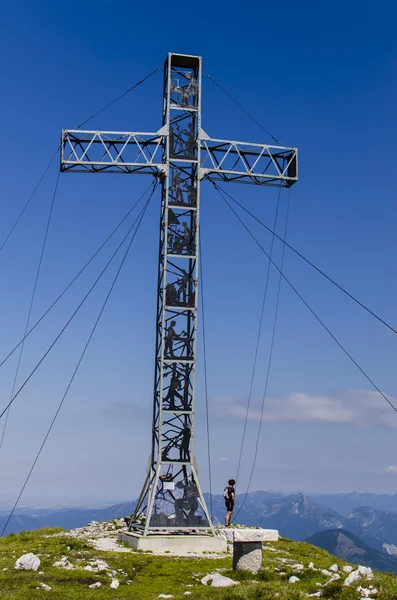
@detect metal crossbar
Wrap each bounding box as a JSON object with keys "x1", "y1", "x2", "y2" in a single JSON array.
[
  {"x1": 61, "y1": 130, "x2": 166, "y2": 175},
  {"x1": 199, "y1": 137, "x2": 298, "y2": 186}
]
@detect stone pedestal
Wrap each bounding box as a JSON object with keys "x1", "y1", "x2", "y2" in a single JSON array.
[
  {"x1": 233, "y1": 540, "x2": 262, "y2": 573},
  {"x1": 218, "y1": 527, "x2": 279, "y2": 574}
]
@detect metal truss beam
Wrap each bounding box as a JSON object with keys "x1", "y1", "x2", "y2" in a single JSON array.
[
  {"x1": 60, "y1": 129, "x2": 166, "y2": 175},
  {"x1": 199, "y1": 135, "x2": 298, "y2": 187}
]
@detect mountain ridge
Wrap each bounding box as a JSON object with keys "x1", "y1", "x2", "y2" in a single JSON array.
[{"x1": 306, "y1": 528, "x2": 397, "y2": 574}]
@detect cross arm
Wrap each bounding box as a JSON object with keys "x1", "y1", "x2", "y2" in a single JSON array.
[
  {"x1": 199, "y1": 133, "x2": 298, "y2": 187},
  {"x1": 60, "y1": 129, "x2": 167, "y2": 175}
]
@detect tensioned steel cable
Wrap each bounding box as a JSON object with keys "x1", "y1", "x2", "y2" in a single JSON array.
[
  {"x1": 217, "y1": 188, "x2": 397, "y2": 417},
  {"x1": 0, "y1": 172, "x2": 60, "y2": 453},
  {"x1": 1, "y1": 194, "x2": 151, "y2": 537},
  {"x1": 216, "y1": 184, "x2": 397, "y2": 336},
  {"x1": 0, "y1": 182, "x2": 158, "y2": 421},
  {"x1": 203, "y1": 72, "x2": 284, "y2": 146},
  {"x1": 235, "y1": 187, "x2": 282, "y2": 484},
  {"x1": 75, "y1": 65, "x2": 162, "y2": 130},
  {"x1": 199, "y1": 235, "x2": 213, "y2": 521},
  {"x1": 0, "y1": 148, "x2": 59, "y2": 255},
  {"x1": 0, "y1": 182, "x2": 154, "y2": 371},
  {"x1": 0, "y1": 65, "x2": 162, "y2": 255},
  {"x1": 233, "y1": 190, "x2": 291, "y2": 522}
]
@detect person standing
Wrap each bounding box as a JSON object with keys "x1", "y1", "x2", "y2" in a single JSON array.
[
  {"x1": 165, "y1": 320, "x2": 179, "y2": 358},
  {"x1": 224, "y1": 479, "x2": 236, "y2": 526}
]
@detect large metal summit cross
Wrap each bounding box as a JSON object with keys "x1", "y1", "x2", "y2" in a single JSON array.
[{"x1": 60, "y1": 53, "x2": 298, "y2": 536}]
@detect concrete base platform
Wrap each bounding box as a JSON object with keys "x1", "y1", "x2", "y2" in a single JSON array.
[{"x1": 118, "y1": 531, "x2": 227, "y2": 554}]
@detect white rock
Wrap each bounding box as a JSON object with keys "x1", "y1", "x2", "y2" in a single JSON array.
[
  {"x1": 90, "y1": 559, "x2": 109, "y2": 571},
  {"x1": 40, "y1": 583, "x2": 52, "y2": 592},
  {"x1": 343, "y1": 567, "x2": 373, "y2": 587},
  {"x1": 53, "y1": 558, "x2": 73, "y2": 570},
  {"x1": 158, "y1": 596, "x2": 173, "y2": 599},
  {"x1": 14, "y1": 553, "x2": 41, "y2": 572},
  {"x1": 110, "y1": 578, "x2": 119, "y2": 589},
  {"x1": 201, "y1": 572, "x2": 239, "y2": 587},
  {"x1": 2, "y1": 568, "x2": 8, "y2": 571},
  {"x1": 321, "y1": 569, "x2": 332, "y2": 576},
  {"x1": 89, "y1": 582, "x2": 102, "y2": 588},
  {"x1": 357, "y1": 585, "x2": 378, "y2": 598},
  {"x1": 343, "y1": 565, "x2": 354, "y2": 573},
  {"x1": 184, "y1": 593, "x2": 192, "y2": 596},
  {"x1": 308, "y1": 562, "x2": 315, "y2": 569},
  {"x1": 289, "y1": 576, "x2": 300, "y2": 583},
  {"x1": 323, "y1": 573, "x2": 340, "y2": 586},
  {"x1": 291, "y1": 563, "x2": 305, "y2": 570},
  {"x1": 85, "y1": 565, "x2": 94, "y2": 571},
  {"x1": 357, "y1": 566, "x2": 374, "y2": 580},
  {"x1": 307, "y1": 592, "x2": 323, "y2": 598},
  {"x1": 329, "y1": 564, "x2": 339, "y2": 572},
  {"x1": 344, "y1": 570, "x2": 362, "y2": 586}
]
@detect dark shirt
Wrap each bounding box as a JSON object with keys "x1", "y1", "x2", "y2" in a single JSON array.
[{"x1": 226, "y1": 486, "x2": 235, "y2": 504}]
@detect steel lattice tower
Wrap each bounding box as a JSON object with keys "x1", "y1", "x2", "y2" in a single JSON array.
[{"x1": 60, "y1": 52, "x2": 298, "y2": 536}]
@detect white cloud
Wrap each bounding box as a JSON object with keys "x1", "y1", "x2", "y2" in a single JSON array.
[
  {"x1": 215, "y1": 389, "x2": 397, "y2": 429},
  {"x1": 218, "y1": 457, "x2": 229, "y2": 462},
  {"x1": 385, "y1": 466, "x2": 397, "y2": 473}
]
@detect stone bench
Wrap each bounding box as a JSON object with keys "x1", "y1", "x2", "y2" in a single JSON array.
[{"x1": 218, "y1": 528, "x2": 279, "y2": 573}]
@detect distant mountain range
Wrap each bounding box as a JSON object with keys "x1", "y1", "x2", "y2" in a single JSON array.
[
  {"x1": 0, "y1": 501, "x2": 136, "y2": 536},
  {"x1": 306, "y1": 529, "x2": 397, "y2": 574},
  {"x1": 307, "y1": 492, "x2": 397, "y2": 516},
  {"x1": 4, "y1": 490, "x2": 397, "y2": 574}
]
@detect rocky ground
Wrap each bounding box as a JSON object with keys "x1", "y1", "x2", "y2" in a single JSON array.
[{"x1": 2, "y1": 520, "x2": 397, "y2": 599}]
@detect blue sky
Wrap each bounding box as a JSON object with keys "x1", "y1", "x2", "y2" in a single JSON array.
[{"x1": 0, "y1": 0, "x2": 396, "y2": 507}]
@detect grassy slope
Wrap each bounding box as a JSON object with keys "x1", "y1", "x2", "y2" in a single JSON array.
[{"x1": 1, "y1": 525, "x2": 397, "y2": 599}]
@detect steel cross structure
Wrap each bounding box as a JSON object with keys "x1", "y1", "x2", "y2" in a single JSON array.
[{"x1": 60, "y1": 53, "x2": 298, "y2": 536}]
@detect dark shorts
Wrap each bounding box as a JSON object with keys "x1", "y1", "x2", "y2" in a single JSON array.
[{"x1": 225, "y1": 501, "x2": 234, "y2": 512}]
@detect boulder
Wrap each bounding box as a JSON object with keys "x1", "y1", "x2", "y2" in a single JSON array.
[
  {"x1": 201, "y1": 572, "x2": 239, "y2": 587},
  {"x1": 110, "y1": 578, "x2": 119, "y2": 589},
  {"x1": 357, "y1": 566, "x2": 374, "y2": 580},
  {"x1": 344, "y1": 566, "x2": 373, "y2": 587},
  {"x1": 14, "y1": 553, "x2": 40, "y2": 572},
  {"x1": 343, "y1": 565, "x2": 354, "y2": 573},
  {"x1": 289, "y1": 576, "x2": 300, "y2": 583}
]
